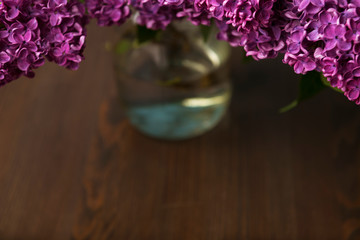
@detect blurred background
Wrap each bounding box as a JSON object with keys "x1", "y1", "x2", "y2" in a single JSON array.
[{"x1": 0, "y1": 21, "x2": 360, "y2": 240}]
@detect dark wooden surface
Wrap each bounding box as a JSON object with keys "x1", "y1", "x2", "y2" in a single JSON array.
[{"x1": 1, "y1": 22, "x2": 360, "y2": 240}]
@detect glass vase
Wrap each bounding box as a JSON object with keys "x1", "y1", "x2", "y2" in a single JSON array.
[{"x1": 113, "y1": 20, "x2": 231, "y2": 140}]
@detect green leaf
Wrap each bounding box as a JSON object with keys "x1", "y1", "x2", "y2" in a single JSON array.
[
  {"x1": 242, "y1": 54, "x2": 254, "y2": 63},
  {"x1": 199, "y1": 25, "x2": 212, "y2": 42},
  {"x1": 298, "y1": 71, "x2": 326, "y2": 101},
  {"x1": 320, "y1": 74, "x2": 344, "y2": 93},
  {"x1": 136, "y1": 25, "x2": 160, "y2": 44},
  {"x1": 280, "y1": 71, "x2": 326, "y2": 113},
  {"x1": 279, "y1": 100, "x2": 298, "y2": 113},
  {"x1": 114, "y1": 39, "x2": 132, "y2": 55}
]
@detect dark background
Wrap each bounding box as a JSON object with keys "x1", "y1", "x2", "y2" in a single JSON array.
[{"x1": 0, "y1": 22, "x2": 359, "y2": 240}]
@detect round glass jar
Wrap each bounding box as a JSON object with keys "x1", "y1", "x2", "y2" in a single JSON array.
[{"x1": 113, "y1": 20, "x2": 231, "y2": 140}]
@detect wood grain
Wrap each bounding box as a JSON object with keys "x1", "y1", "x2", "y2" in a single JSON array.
[{"x1": 1, "y1": 22, "x2": 360, "y2": 240}]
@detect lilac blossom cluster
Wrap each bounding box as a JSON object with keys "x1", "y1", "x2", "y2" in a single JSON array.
[
  {"x1": 85, "y1": 0, "x2": 212, "y2": 29},
  {"x1": 211, "y1": 0, "x2": 360, "y2": 104},
  {"x1": 281, "y1": 0, "x2": 360, "y2": 104},
  {"x1": 0, "y1": 0, "x2": 88, "y2": 86},
  {"x1": 85, "y1": 0, "x2": 131, "y2": 26},
  {"x1": 131, "y1": 0, "x2": 212, "y2": 29},
  {"x1": 2, "y1": 0, "x2": 360, "y2": 105}
]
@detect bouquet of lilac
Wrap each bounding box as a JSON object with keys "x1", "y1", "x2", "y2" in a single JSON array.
[{"x1": 1, "y1": 0, "x2": 360, "y2": 105}]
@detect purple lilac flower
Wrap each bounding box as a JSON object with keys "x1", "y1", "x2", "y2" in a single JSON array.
[
  {"x1": 131, "y1": 0, "x2": 175, "y2": 29},
  {"x1": 279, "y1": 0, "x2": 360, "y2": 104},
  {"x1": 217, "y1": 0, "x2": 360, "y2": 105},
  {"x1": 130, "y1": 0, "x2": 212, "y2": 30},
  {"x1": 0, "y1": 0, "x2": 88, "y2": 86},
  {"x1": 85, "y1": 0, "x2": 131, "y2": 26},
  {"x1": 216, "y1": 0, "x2": 289, "y2": 60}
]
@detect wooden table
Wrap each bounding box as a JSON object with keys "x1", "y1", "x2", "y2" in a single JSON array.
[{"x1": 1, "y1": 22, "x2": 360, "y2": 240}]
